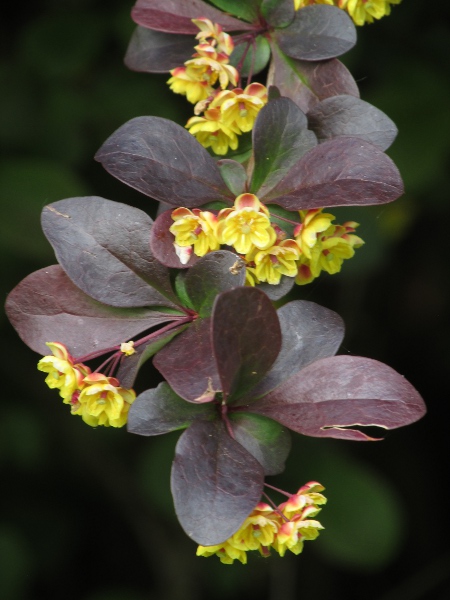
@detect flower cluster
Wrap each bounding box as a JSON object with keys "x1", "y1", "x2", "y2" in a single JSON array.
[
  {"x1": 169, "y1": 194, "x2": 363, "y2": 285},
  {"x1": 294, "y1": 0, "x2": 402, "y2": 25},
  {"x1": 167, "y1": 18, "x2": 268, "y2": 155},
  {"x1": 197, "y1": 482, "x2": 326, "y2": 564},
  {"x1": 37, "y1": 342, "x2": 136, "y2": 427}
]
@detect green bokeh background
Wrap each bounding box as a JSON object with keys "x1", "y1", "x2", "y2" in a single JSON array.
[{"x1": 1, "y1": 2, "x2": 449, "y2": 599}]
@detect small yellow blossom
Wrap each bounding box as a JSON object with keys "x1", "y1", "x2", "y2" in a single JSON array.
[
  {"x1": 120, "y1": 341, "x2": 136, "y2": 356},
  {"x1": 279, "y1": 482, "x2": 327, "y2": 519},
  {"x1": 37, "y1": 342, "x2": 90, "y2": 400},
  {"x1": 196, "y1": 541, "x2": 248, "y2": 565},
  {"x1": 273, "y1": 513, "x2": 324, "y2": 557},
  {"x1": 211, "y1": 83, "x2": 268, "y2": 133},
  {"x1": 185, "y1": 44, "x2": 239, "y2": 90},
  {"x1": 192, "y1": 18, "x2": 234, "y2": 56},
  {"x1": 216, "y1": 194, "x2": 277, "y2": 254},
  {"x1": 186, "y1": 108, "x2": 241, "y2": 155},
  {"x1": 167, "y1": 65, "x2": 215, "y2": 104},
  {"x1": 170, "y1": 207, "x2": 220, "y2": 257},
  {"x1": 247, "y1": 239, "x2": 300, "y2": 285},
  {"x1": 338, "y1": 0, "x2": 401, "y2": 25},
  {"x1": 75, "y1": 373, "x2": 135, "y2": 428},
  {"x1": 294, "y1": 0, "x2": 333, "y2": 10}
]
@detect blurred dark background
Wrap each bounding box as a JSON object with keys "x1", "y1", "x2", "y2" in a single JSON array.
[{"x1": 1, "y1": 1, "x2": 449, "y2": 599}]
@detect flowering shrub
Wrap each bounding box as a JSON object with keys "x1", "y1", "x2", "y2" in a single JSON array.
[{"x1": 5, "y1": 0, "x2": 425, "y2": 564}]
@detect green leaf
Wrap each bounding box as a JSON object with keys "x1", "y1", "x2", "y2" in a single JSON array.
[
  {"x1": 217, "y1": 159, "x2": 247, "y2": 196},
  {"x1": 229, "y1": 35, "x2": 271, "y2": 77},
  {"x1": 261, "y1": 0, "x2": 295, "y2": 28},
  {"x1": 230, "y1": 412, "x2": 291, "y2": 476},
  {"x1": 207, "y1": 0, "x2": 261, "y2": 22}
]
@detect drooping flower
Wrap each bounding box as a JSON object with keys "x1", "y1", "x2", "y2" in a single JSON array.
[
  {"x1": 167, "y1": 65, "x2": 216, "y2": 104},
  {"x1": 185, "y1": 44, "x2": 239, "y2": 90},
  {"x1": 211, "y1": 83, "x2": 268, "y2": 133},
  {"x1": 75, "y1": 373, "x2": 136, "y2": 428},
  {"x1": 272, "y1": 511, "x2": 324, "y2": 557},
  {"x1": 294, "y1": 0, "x2": 334, "y2": 9},
  {"x1": 338, "y1": 0, "x2": 402, "y2": 26},
  {"x1": 186, "y1": 108, "x2": 241, "y2": 155},
  {"x1": 170, "y1": 207, "x2": 220, "y2": 258},
  {"x1": 216, "y1": 194, "x2": 277, "y2": 254},
  {"x1": 247, "y1": 239, "x2": 301, "y2": 285},
  {"x1": 192, "y1": 18, "x2": 234, "y2": 56},
  {"x1": 37, "y1": 342, "x2": 90, "y2": 400}
]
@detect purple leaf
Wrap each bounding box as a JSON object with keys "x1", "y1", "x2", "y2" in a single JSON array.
[
  {"x1": 229, "y1": 412, "x2": 291, "y2": 476},
  {"x1": 128, "y1": 382, "x2": 215, "y2": 436},
  {"x1": 248, "y1": 300, "x2": 345, "y2": 399},
  {"x1": 273, "y1": 5, "x2": 356, "y2": 61},
  {"x1": 171, "y1": 419, "x2": 264, "y2": 545},
  {"x1": 185, "y1": 251, "x2": 246, "y2": 317},
  {"x1": 5, "y1": 265, "x2": 177, "y2": 357},
  {"x1": 262, "y1": 137, "x2": 404, "y2": 210},
  {"x1": 255, "y1": 276, "x2": 295, "y2": 301},
  {"x1": 125, "y1": 27, "x2": 196, "y2": 73},
  {"x1": 212, "y1": 287, "x2": 282, "y2": 400},
  {"x1": 95, "y1": 117, "x2": 233, "y2": 207},
  {"x1": 41, "y1": 197, "x2": 179, "y2": 308},
  {"x1": 153, "y1": 317, "x2": 221, "y2": 403},
  {"x1": 150, "y1": 209, "x2": 201, "y2": 269},
  {"x1": 250, "y1": 356, "x2": 426, "y2": 441},
  {"x1": 131, "y1": 0, "x2": 255, "y2": 34},
  {"x1": 251, "y1": 97, "x2": 317, "y2": 197},
  {"x1": 268, "y1": 43, "x2": 359, "y2": 114},
  {"x1": 307, "y1": 95, "x2": 398, "y2": 151},
  {"x1": 261, "y1": 0, "x2": 295, "y2": 28}
]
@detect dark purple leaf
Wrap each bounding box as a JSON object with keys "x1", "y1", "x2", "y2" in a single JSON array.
[
  {"x1": 41, "y1": 197, "x2": 179, "y2": 308},
  {"x1": 5, "y1": 265, "x2": 177, "y2": 357},
  {"x1": 255, "y1": 275, "x2": 295, "y2": 301},
  {"x1": 262, "y1": 137, "x2": 404, "y2": 210},
  {"x1": 251, "y1": 356, "x2": 426, "y2": 441},
  {"x1": 116, "y1": 323, "x2": 189, "y2": 388},
  {"x1": 273, "y1": 5, "x2": 356, "y2": 61},
  {"x1": 261, "y1": 0, "x2": 295, "y2": 28},
  {"x1": 171, "y1": 419, "x2": 264, "y2": 545},
  {"x1": 125, "y1": 27, "x2": 196, "y2": 73},
  {"x1": 307, "y1": 95, "x2": 398, "y2": 151},
  {"x1": 128, "y1": 382, "x2": 215, "y2": 436},
  {"x1": 150, "y1": 209, "x2": 201, "y2": 269},
  {"x1": 153, "y1": 317, "x2": 221, "y2": 403},
  {"x1": 95, "y1": 117, "x2": 233, "y2": 207},
  {"x1": 250, "y1": 97, "x2": 317, "y2": 197},
  {"x1": 185, "y1": 251, "x2": 246, "y2": 317},
  {"x1": 212, "y1": 287, "x2": 282, "y2": 400},
  {"x1": 217, "y1": 159, "x2": 247, "y2": 196},
  {"x1": 229, "y1": 412, "x2": 291, "y2": 476},
  {"x1": 131, "y1": 0, "x2": 255, "y2": 34},
  {"x1": 268, "y1": 43, "x2": 359, "y2": 113},
  {"x1": 248, "y1": 300, "x2": 345, "y2": 399}
]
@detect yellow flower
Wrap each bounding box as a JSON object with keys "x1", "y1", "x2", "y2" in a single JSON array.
[
  {"x1": 273, "y1": 513, "x2": 324, "y2": 557},
  {"x1": 248, "y1": 239, "x2": 300, "y2": 285},
  {"x1": 216, "y1": 194, "x2": 277, "y2": 254},
  {"x1": 75, "y1": 373, "x2": 136, "y2": 428},
  {"x1": 279, "y1": 482, "x2": 327, "y2": 519},
  {"x1": 192, "y1": 18, "x2": 234, "y2": 56},
  {"x1": 167, "y1": 65, "x2": 215, "y2": 104},
  {"x1": 185, "y1": 44, "x2": 239, "y2": 90},
  {"x1": 229, "y1": 503, "x2": 281, "y2": 551},
  {"x1": 186, "y1": 108, "x2": 240, "y2": 155},
  {"x1": 294, "y1": 211, "x2": 364, "y2": 284},
  {"x1": 120, "y1": 341, "x2": 136, "y2": 356},
  {"x1": 338, "y1": 0, "x2": 401, "y2": 25},
  {"x1": 211, "y1": 83, "x2": 268, "y2": 133},
  {"x1": 170, "y1": 207, "x2": 220, "y2": 257},
  {"x1": 196, "y1": 541, "x2": 248, "y2": 565},
  {"x1": 294, "y1": 0, "x2": 333, "y2": 9},
  {"x1": 37, "y1": 342, "x2": 90, "y2": 401}
]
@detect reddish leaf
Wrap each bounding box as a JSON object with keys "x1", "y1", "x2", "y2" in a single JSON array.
[
  {"x1": 273, "y1": 5, "x2": 356, "y2": 61},
  {"x1": 153, "y1": 317, "x2": 221, "y2": 403},
  {"x1": 171, "y1": 419, "x2": 264, "y2": 545},
  {"x1": 128, "y1": 382, "x2": 215, "y2": 436},
  {"x1": 268, "y1": 43, "x2": 359, "y2": 113},
  {"x1": 125, "y1": 27, "x2": 196, "y2": 73},
  {"x1": 131, "y1": 0, "x2": 255, "y2": 34},
  {"x1": 41, "y1": 197, "x2": 179, "y2": 308},
  {"x1": 255, "y1": 276, "x2": 295, "y2": 301},
  {"x1": 95, "y1": 117, "x2": 233, "y2": 207},
  {"x1": 247, "y1": 300, "x2": 345, "y2": 399},
  {"x1": 250, "y1": 356, "x2": 426, "y2": 441},
  {"x1": 212, "y1": 287, "x2": 282, "y2": 400},
  {"x1": 150, "y1": 209, "x2": 201, "y2": 269},
  {"x1": 5, "y1": 266, "x2": 177, "y2": 357},
  {"x1": 251, "y1": 97, "x2": 317, "y2": 197},
  {"x1": 307, "y1": 95, "x2": 398, "y2": 151},
  {"x1": 261, "y1": 137, "x2": 404, "y2": 210},
  {"x1": 185, "y1": 251, "x2": 246, "y2": 317}
]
